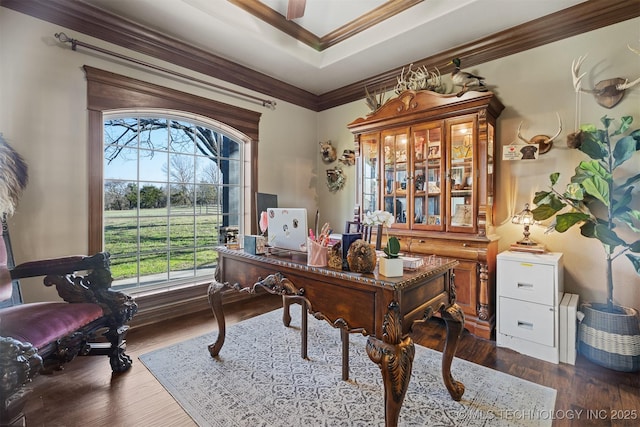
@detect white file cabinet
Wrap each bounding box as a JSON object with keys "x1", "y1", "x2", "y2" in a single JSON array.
[{"x1": 497, "y1": 251, "x2": 564, "y2": 363}]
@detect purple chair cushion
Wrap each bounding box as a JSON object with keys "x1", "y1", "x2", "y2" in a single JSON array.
[{"x1": 0, "y1": 302, "x2": 104, "y2": 349}]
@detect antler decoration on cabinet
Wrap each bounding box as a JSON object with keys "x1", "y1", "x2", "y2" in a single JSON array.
[
  {"x1": 571, "y1": 46, "x2": 640, "y2": 109},
  {"x1": 516, "y1": 112, "x2": 562, "y2": 155}
]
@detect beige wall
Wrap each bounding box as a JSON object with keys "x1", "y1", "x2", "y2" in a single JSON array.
[
  {"x1": 318, "y1": 18, "x2": 640, "y2": 310},
  {"x1": 2, "y1": 7, "x2": 639, "y2": 310},
  {"x1": 0, "y1": 8, "x2": 318, "y2": 302}
]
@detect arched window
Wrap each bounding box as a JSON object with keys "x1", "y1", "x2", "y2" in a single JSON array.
[{"x1": 86, "y1": 66, "x2": 260, "y2": 291}]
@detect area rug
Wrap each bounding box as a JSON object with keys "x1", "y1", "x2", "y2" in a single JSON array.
[{"x1": 140, "y1": 308, "x2": 556, "y2": 426}]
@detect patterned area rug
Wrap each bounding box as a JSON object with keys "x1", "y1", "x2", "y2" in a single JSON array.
[{"x1": 140, "y1": 308, "x2": 556, "y2": 426}]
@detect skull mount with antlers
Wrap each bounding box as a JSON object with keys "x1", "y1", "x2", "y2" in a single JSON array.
[
  {"x1": 571, "y1": 46, "x2": 640, "y2": 109},
  {"x1": 516, "y1": 112, "x2": 562, "y2": 155}
]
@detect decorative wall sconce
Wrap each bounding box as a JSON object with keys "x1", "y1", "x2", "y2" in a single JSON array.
[{"x1": 511, "y1": 203, "x2": 545, "y2": 253}]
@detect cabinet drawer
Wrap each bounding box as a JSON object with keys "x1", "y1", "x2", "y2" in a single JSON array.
[
  {"x1": 499, "y1": 297, "x2": 554, "y2": 346},
  {"x1": 498, "y1": 260, "x2": 554, "y2": 305}
]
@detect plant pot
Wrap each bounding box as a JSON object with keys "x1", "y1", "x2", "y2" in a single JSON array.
[
  {"x1": 578, "y1": 302, "x2": 640, "y2": 372},
  {"x1": 378, "y1": 257, "x2": 403, "y2": 277}
]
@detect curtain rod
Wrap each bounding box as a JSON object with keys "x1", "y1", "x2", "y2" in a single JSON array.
[{"x1": 54, "y1": 32, "x2": 277, "y2": 110}]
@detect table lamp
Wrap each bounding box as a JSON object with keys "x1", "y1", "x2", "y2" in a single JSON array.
[{"x1": 510, "y1": 203, "x2": 545, "y2": 253}]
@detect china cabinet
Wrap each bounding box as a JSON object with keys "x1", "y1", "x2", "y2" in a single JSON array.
[{"x1": 348, "y1": 90, "x2": 504, "y2": 338}]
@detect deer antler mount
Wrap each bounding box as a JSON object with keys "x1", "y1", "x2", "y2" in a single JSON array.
[
  {"x1": 517, "y1": 112, "x2": 562, "y2": 155},
  {"x1": 572, "y1": 47, "x2": 640, "y2": 109}
]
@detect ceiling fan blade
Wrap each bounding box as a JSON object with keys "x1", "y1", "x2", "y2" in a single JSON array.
[{"x1": 286, "y1": 0, "x2": 306, "y2": 20}]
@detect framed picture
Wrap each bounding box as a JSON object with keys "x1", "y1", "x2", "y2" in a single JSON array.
[
  {"x1": 451, "y1": 166, "x2": 464, "y2": 186},
  {"x1": 428, "y1": 143, "x2": 440, "y2": 159}
]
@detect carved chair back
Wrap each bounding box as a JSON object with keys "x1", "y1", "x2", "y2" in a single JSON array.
[
  {"x1": 344, "y1": 221, "x2": 383, "y2": 250},
  {"x1": 1, "y1": 217, "x2": 22, "y2": 308}
]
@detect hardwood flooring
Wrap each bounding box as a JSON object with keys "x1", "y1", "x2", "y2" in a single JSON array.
[{"x1": 20, "y1": 295, "x2": 639, "y2": 426}]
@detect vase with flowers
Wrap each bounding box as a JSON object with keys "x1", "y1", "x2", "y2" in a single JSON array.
[{"x1": 363, "y1": 210, "x2": 403, "y2": 277}]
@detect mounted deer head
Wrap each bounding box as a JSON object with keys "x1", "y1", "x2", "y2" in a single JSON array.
[
  {"x1": 572, "y1": 46, "x2": 640, "y2": 108},
  {"x1": 516, "y1": 112, "x2": 562, "y2": 155}
]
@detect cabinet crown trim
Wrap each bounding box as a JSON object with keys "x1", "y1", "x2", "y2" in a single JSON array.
[{"x1": 348, "y1": 90, "x2": 504, "y2": 132}]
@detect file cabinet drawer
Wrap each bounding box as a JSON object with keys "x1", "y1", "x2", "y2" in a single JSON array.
[
  {"x1": 498, "y1": 260, "x2": 554, "y2": 305},
  {"x1": 499, "y1": 297, "x2": 555, "y2": 346}
]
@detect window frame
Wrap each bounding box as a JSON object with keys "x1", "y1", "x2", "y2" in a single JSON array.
[{"x1": 85, "y1": 66, "x2": 261, "y2": 255}]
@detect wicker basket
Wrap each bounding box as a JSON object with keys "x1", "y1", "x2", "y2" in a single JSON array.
[{"x1": 578, "y1": 302, "x2": 640, "y2": 372}]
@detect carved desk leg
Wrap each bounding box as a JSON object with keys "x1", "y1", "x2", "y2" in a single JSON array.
[
  {"x1": 440, "y1": 303, "x2": 465, "y2": 400},
  {"x1": 282, "y1": 295, "x2": 293, "y2": 326},
  {"x1": 207, "y1": 280, "x2": 228, "y2": 357},
  {"x1": 366, "y1": 302, "x2": 415, "y2": 427},
  {"x1": 208, "y1": 271, "x2": 306, "y2": 359},
  {"x1": 282, "y1": 295, "x2": 308, "y2": 359}
]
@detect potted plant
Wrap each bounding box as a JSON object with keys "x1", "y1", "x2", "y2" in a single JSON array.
[
  {"x1": 532, "y1": 115, "x2": 640, "y2": 372},
  {"x1": 363, "y1": 210, "x2": 403, "y2": 277}
]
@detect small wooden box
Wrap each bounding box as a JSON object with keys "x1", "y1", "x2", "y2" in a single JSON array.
[{"x1": 244, "y1": 235, "x2": 266, "y2": 255}]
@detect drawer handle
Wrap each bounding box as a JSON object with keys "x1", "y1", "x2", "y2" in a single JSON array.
[
  {"x1": 517, "y1": 321, "x2": 534, "y2": 330},
  {"x1": 517, "y1": 282, "x2": 534, "y2": 289}
]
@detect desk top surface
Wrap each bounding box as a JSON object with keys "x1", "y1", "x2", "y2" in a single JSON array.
[{"x1": 216, "y1": 246, "x2": 458, "y2": 290}]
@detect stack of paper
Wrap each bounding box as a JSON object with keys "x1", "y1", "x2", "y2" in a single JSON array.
[
  {"x1": 401, "y1": 256, "x2": 424, "y2": 270},
  {"x1": 559, "y1": 293, "x2": 579, "y2": 365}
]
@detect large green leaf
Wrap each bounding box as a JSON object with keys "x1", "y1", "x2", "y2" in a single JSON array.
[
  {"x1": 631, "y1": 129, "x2": 640, "y2": 150},
  {"x1": 620, "y1": 173, "x2": 640, "y2": 190},
  {"x1": 554, "y1": 212, "x2": 590, "y2": 232},
  {"x1": 564, "y1": 183, "x2": 584, "y2": 201},
  {"x1": 613, "y1": 135, "x2": 637, "y2": 168},
  {"x1": 580, "y1": 123, "x2": 597, "y2": 132},
  {"x1": 594, "y1": 224, "x2": 625, "y2": 248},
  {"x1": 579, "y1": 131, "x2": 607, "y2": 160},
  {"x1": 629, "y1": 240, "x2": 640, "y2": 253},
  {"x1": 625, "y1": 253, "x2": 640, "y2": 276},
  {"x1": 612, "y1": 187, "x2": 633, "y2": 215},
  {"x1": 578, "y1": 160, "x2": 610, "y2": 179},
  {"x1": 617, "y1": 210, "x2": 640, "y2": 233},
  {"x1": 612, "y1": 115, "x2": 633, "y2": 136},
  {"x1": 533, "y1": 191, "x2": 551, "y2": 204},
  {"x1": 601, "y1": 115, "x2": 614, "y2": 130},
  {"x1": 580, "y1": 221, "x2": 596, "y2": 238},
  {"x1": 581, "y1": 175, "x2": 610, "y2": 206},
  {"x1": 531, "y1": 201, "x2": 567, "y2": 221}
]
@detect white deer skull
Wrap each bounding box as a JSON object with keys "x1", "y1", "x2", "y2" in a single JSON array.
[
  {"x1": 571, "y1": 46, "x2": 640, "y2": 108},
  {"x1": 517, "y1": 112, "x2": 562, "y2": 155}
]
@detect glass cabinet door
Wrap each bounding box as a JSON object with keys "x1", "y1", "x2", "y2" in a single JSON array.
[
  {"x1": 412, "y1": 124, "x2": 444, "y2": 230},
  {"x1": 448, "y1": 118, "x2": 476, "y2": 232},
  {"x1": 359, "y1": 134, "x2": 379, "y2": 215},
  {"x1": 382, "y1": 129, "x2": 409, "y2": 228}
]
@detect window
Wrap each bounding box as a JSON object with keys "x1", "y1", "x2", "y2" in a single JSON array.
[
  {"x1": 85, "y1": 66, "x2": 261, "y2": 291},
  {"x1": 103, "y1": 114, "x2": 244, "y2": 289}
]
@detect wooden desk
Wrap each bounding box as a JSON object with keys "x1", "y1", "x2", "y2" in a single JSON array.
[{"x1": 208, "y1": 247, "x2": 464, "y2": 427}]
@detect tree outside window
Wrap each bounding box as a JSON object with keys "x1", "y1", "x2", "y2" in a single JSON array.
[{"x1": 103, "y1": 115, "x2": 242, "y2": 289}]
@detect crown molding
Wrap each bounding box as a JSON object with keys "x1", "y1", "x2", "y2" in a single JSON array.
[
  {"x1": 227, "y1": 0, "x2": 423, "y2": 51},
  {"x1": 2, "y1": 0, "x2": 638, "y2": 112}
]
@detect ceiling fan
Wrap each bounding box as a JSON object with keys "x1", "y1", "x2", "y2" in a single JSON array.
[{"x1": 286, "y1": 0, "x2": 306, "y2": 20}]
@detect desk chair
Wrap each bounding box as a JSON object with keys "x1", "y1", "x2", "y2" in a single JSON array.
[
  {"x1": 282, "y1": 220, "x2": 384, "y2": 380},
  {"x1": 344, "y1": 221, "x2": 383, "y2": 250}
]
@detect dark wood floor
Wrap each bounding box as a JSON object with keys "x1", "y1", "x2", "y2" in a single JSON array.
[{"x1": 21, "y1": 295, "x2": 639, "y2": 426}]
